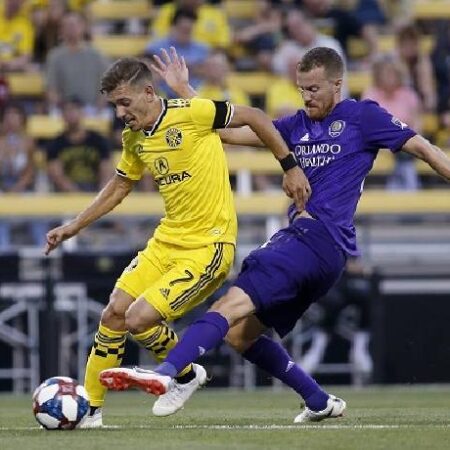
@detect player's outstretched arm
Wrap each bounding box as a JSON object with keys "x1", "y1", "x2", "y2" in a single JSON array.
[
  {"x1": 44, "y1": 175, "x2": 134, "y2": 255},
  {"x1": 230, "y1": 105, "x2": 311, "y2": 211},
  {"x1": 402, "y1": 135, "x2": 450, "y2": 181},
  {"x1": 151, "y1": 47, "x2": 265, "y2": 148}
]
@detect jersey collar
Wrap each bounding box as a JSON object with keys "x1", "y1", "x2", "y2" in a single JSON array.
[{"x1": 143, "y1": 98, "x2": 167, "y2": 137}]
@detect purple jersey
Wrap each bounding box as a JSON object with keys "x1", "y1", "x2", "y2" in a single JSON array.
[{"x1": 274, "y1": 99, "x2": 416, "y2": 256}]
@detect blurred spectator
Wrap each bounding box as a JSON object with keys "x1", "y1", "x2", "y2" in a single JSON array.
[
  {"x1": 0, "y1": 102, "x2": 35, "y2": 192},
  {"x1": 145, "y1": 8, "x2": 209, "y2": 97},
  {"x1": 45, "y1": 11, "x2": 109, "y2": 115},
  {"x1": 233, "y1": 0, "x2": 282, "y2": 71},
  {"x1": 395, "y1": 23, "x2": 436, "y2": 112},
  {"x1": 272, "y1": 9, "x2": 345, "y2": 77},
  {"x1": 151, "y1": 0, "x2": 231, "y2": 49},
  {"x1": 197, "y1": 50, "x2": 250, "y2": 105},
  {"x1": 351, "y1": 0, "x2": 385, "y2": 63},
  {"x1": 0, "y1": 0, "x2": 34, "y2": 71},
  {"x1": 0, "y1": 69, "x2": 10, "y2": 112},
  {"x1": 431, "y1": 21, "x2": 450, "y2": 147},
  {"x1": 32, "y1": 0, "x2": 67, "y2": 65},
  {"x1": 266, "y1": 54, "x2": 304, "y2": 119},
  {"x1": 362, "y1": 55, "x2": 422, "y2": 190},
  {"x1": 46, "y1": 98, "x2": 112, "y2": 192}
]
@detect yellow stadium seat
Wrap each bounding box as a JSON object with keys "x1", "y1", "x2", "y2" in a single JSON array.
[
  {"x1": 224, "y1": 0, "x2": 257, "y2": 20},
  {"x1": 6, "y1": 72, "x2": 44, "y2": 96},
  {"x1": 347, "y1": 71, "x2": 371, "y2": 96},
  {"x1": 422, "y1": 113, "x2": 439, "y2": 136},
  {"x1": 92, "y1": 35, "x2": 149, "y2": 58},
  {"x1": 27, "y1": 115, "x2": 111, "y2": 139},
  {"x1": 228, "y1": 72, "x2": 275, "y2": 96},
  {"x1": 414, "y1": 1, "x2": 450, "y2": 19},
  {"x1": 349, "y1": 35, "x2": 434, "y2": 59},
  {"x1": 89, "y1": 0, "x2": 152, "y2": 20}
]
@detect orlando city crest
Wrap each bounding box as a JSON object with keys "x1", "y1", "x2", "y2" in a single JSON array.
[
  {"x1": 165, "y1": 128, "x2": 183, "y2": 148},
  {"x1": 329, "y1": 120, "x2": 345, "y2": 138}
]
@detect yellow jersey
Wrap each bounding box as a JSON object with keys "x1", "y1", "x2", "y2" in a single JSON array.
[{"x1": 116, "y1": 97, "x2": 237, "y2": 248}]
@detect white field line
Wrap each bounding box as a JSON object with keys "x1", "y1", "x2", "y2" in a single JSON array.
[{"x1": 1, "y1": 424, "x2": 450, "y2": 431}]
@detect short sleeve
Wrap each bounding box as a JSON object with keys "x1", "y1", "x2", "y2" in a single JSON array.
[
  {"x1": 272, "y1": 116, "x2": 292, "y2": 147},
  {"x1": 360, "y1": 100, "x2": 416, "y2": 153},
  {"x1": 115, "y1": 128, "x2": 145, "y2": 180},
  {"x1": 190, "y1": 97, "x2": 234, "y2": 130}
]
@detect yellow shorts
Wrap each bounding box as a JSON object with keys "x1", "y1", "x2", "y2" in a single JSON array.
[{"x1": 115, "y1": 238, "x2": 235, "y2": 322}]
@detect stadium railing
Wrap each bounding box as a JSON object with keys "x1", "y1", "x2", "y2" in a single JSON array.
[{"x1": 1, "y1": 190, "x2": 449, "y2": 217}]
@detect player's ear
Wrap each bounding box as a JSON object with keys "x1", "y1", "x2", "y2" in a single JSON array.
[
  {"x1": 334, "y1": 78, "x2": 343, "y2": 93},
  {"x1": 144, "y1": 84, "x2": 156, "y2": 101}
]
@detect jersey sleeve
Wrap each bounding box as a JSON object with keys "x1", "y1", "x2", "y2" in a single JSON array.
[
  {"x1": 115, "y1": 128, "x2": 145, "y2": 180},
  {"x1": 190, "y1": 97, "x2": 234, "y2": 131},
  {"x1": 360, "y1": 100, "x2": 416, "y2": 153}
]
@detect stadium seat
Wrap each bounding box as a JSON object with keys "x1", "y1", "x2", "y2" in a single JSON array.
[
  {"x1": 347, "y1": 71, "x2": 371, "y2": 96},
  {"x1": 6, "y1": 72, "x2": 44, "y2": 97},
  {"x1": 27, "y1": 115, "x2": 111, "y2": 139},
  {"x1": 348, "y1": 35, "x2": 434, "y2": 59},
  {"x1": 414, "y1": 1, "x2": 450, "y2": 19},
  {"x1": 92, "y1": 35, "x2": 149, "y2": 58},
  {"x1": 224, "y1": 0, "x2": 257, "y2": 20},
  {"x1": 89, "y1": 0, "x2": 152, "y2": 20},
  {"x1": 422, "y1": 113, "x2": 439, "y2": 136},
  {"x1": 228, "y1": 72, "x2": 276, "y2": 96}
]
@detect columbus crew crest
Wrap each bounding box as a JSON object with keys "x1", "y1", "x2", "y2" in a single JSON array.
[{"x1": 165, "y1": 128, "x2": 183, "y2": 148}]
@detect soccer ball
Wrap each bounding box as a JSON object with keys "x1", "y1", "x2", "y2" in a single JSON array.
[{"x1": 32, "y1": 376, "x2": 90, "y2": 430}]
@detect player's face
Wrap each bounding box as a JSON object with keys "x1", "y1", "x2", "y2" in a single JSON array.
[
  {"x1": 108, "y1": 82, "x2": 158, "y2": 132},
  {"x1": 296, "y1": 66, "x2": 341, "y2": 121}
]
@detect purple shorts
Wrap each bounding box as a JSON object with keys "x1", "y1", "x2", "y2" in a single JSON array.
[{"x1": 234, "y1": 218, "x2": 346, "y2": 337}]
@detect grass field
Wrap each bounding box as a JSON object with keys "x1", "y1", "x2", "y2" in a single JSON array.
[{"x1": 1, "y1": 386, "x2": 449, "y2": 450}]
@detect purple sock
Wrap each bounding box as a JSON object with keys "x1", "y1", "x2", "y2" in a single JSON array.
[
  {"x1": 155, "y1": 311, "x2": 229, "y2": 377},
  {"x1": 243, "y1": 335, "x2": 329, "y2": 411}
]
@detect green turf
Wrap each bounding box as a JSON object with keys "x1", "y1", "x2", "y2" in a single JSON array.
[{"x1": 1, "y1": 386, "x2": 449, "y2": 450}]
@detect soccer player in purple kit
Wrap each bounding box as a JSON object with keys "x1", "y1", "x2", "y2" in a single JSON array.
[{"x1": 100, "y1": 47, "x2": 450, "y2": 423}]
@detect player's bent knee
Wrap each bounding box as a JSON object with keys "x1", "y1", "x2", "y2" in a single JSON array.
[
  {"x1": 100, "y1": 291, "x2": 133, "y2": 329},
  {"x1": 124, "y1": 302, "x2": 159, "y2": 334},
  {"x1": 209, "y1": 287, "x2": 255, "y2": 325}
]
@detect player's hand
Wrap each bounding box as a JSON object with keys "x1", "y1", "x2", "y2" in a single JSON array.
[
  {"x1": 150, "y1": 47, "x2": 189, "y2": 92},
  {"x1": 282, "y1": 166, "x2": 311, "y2": 211},
  {"x1": 44, "y1": 223, "x2": 80, "y2": 256}
]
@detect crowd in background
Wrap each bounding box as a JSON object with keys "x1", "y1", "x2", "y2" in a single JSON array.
[{"x1": 0, "y1": 0, "x2": 449, "y2": 197}]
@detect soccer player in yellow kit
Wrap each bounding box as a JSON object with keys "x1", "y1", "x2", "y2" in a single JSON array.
[{"x1": 45, "y1": 54, "x2": 310, "y2": 427}]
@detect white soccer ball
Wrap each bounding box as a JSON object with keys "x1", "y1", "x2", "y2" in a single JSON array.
[{"x1": 32, "y1": 376, "x2": 90, "y2": 430}]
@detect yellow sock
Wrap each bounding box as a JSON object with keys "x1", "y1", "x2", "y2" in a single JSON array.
[
  {"x1": 84, "y1": 323, "x2": 127, "y2": 407},
  {"x1": 133, "y1": 323, "x2": 193, "y2": 378}
]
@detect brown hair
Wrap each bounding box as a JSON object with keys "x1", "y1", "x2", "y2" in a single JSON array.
[
  {"x1": 100, "y1": 57, "x2": 153, "y2": 94},
  {"x1": 297, "y1": 47, "x2": 344, "y2": 79}
]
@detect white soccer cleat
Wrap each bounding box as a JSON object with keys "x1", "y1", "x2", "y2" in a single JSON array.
[
  {"x1": 152, "y1": 364, "x2": 207, "y2": 417},
  {"x1": 294, "y1": 394, "x2": 346, "y2": 423},
  {"x1": 99, "y1": 367, "x2": 172, "y2": 396},
  {"x1": 79, "y1": 407, "x2": 103, "y2": 429}
]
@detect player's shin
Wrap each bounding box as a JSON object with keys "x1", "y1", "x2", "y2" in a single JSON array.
[
  {"x1": 132, "y1": 323, "x2": 194, "y2": 379},
  {"x1": 84, "y1": 323, "x2": 126, "y2": 407},
  {"x1": 242, "y1": 335, "x2": 329, "y2": 411}
]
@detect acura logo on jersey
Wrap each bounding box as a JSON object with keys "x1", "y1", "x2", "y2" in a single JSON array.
[
  {"x1": 165, "y1": 128, "x2": 183, "y2": 148},
  {"x1": 329, "y1": 120, "x2": 345, "y2": 137},
  {"x1": 154, "y1": 157, "x2": 169, "y2": 175},
  {"x1": 155, "y1": 171, "x2": 192, "y2": 186}
]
